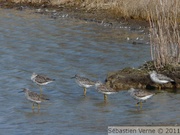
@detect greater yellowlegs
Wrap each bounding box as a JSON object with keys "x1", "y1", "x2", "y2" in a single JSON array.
[
  {"x1": 21, "y1": 88, "x2": 49, "y2": 110},
  {"x1": 128, "y1": 88, "x2": 154, "y2": 109},
  {"x1": 149, "y1": 70, "x2": 174, "y2": 89},
  {"x1": 31, "y1": 72, "x2": 55, "y2": 94},
  {"x1": 71, "y1": 74, "x2": 95, "y2": 96},
  {"x1": 95, "y1": 81, "x2": 117, "y2": 101}
]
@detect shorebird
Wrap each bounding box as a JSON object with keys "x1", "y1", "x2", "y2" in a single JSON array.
[
  {"x1": 149, "y1": 70, "x2": 174, "y2": 90},
  {"x1": 20, "y1": 88, "x2": 49, "y2": 110},
  {"x1": 71, "y1": 74, "x2": 95, "y2": 96},
  {"x1": 31, "y1": 72, "x2": 55, "y2": 94},
  {"x1": 128, "y1": 88, "x2": 154, "y2": 109},
  {"x1": 95, "y1": 81, "x2": 117, "y2": 102}
]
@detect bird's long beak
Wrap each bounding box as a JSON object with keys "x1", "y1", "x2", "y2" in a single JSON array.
[
  {"x1": 71, "y1": 76, "x2": 75, "y2": 79},
  {"x1": 18, "y1": 90, "x2": 24, "y2": 93},
  {"x1": 18, "y1": 88, "x2": 25, "y2": 93}
]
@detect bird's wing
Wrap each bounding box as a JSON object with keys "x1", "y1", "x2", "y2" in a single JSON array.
[
  {"x1": 29, "y1": 91, "x2": 49, "y2": 101},
  {"x1": 35, "y1": 74, "x2": 53, "y2": 83},
  {"x1": 79, "y1": 77, "x2": 95, "y2": 85},
  {"x1": 134, "y1": 90, "x2": 153, "y2": 97},
  {"x1": 156, "y1": 73, "x2": 173, "y2": 81},
  {"x1": 28, "y1": 91, "x2": 42, "y2": 101},
  {"x1": 98, "y1": 84, "x2": 116, "y2": 92},
  {"x1": 40, "y1": 94, "x2": 50, "y2": 100}
]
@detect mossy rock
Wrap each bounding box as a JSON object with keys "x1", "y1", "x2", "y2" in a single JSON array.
[{"x1": 105, "y1": 62, "x2": 180, "y2": 91}]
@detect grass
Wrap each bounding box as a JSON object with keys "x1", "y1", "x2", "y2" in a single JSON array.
[
  {"x1": 7, "y1": 0, "x2": 180, "y2": 21},
  {"x1": 149, "y1": 0, "x2": 180, "y2": 69}
]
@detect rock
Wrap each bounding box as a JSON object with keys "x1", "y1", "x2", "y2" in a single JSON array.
[
  {"x1": 105, "y1": 63, "x2": 180, "y2": 91},
  {"x1": 105, "y1": 67, "x2": 151, "y2": 91}
]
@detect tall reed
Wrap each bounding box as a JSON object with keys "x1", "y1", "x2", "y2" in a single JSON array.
[{"x1": 148, "y1": 0, "x2": 180, "y2": 69}]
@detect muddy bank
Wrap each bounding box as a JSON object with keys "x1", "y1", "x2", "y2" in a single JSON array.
[
  {"x1": 0, "y1": 1, "x2": 149, "y2": 30},
  {"x1": 0, "y1": 1, "x2": 150, "y2": 49},
  {"x1": 105, "y1": 61, "x2": 180, "y2": 91}
]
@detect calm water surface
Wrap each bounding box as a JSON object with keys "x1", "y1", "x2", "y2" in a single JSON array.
[{"x1": 0, "y1": 9, "x2": 180, "y2": 135}]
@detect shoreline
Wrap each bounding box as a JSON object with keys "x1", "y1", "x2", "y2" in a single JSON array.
[{"x1": 0, "y1": 1, "x2": 149, "y2": 30}]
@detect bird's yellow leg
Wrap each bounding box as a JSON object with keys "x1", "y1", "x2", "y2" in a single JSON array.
[
  {"x1": 39, "y1": 86, "x2": 43, "y2": 96},
  {"x1": 32, "y1": 103, "x2": 35, "y2": 110},
  {"x1": 83, "y1": 87, "x2": 86, "y2": 96},
  {"x1": 140, "y1": 102, "x2": 143, "y2": 109},
  {"x1": 136, "y1": 102, "x2": 139, "y2": 107},
  {"x1": 158, "y1": 85, "x2": 161, "y2": 90},
  {"x1": 37, "y1": 85, "x2": 42, "y2": 94},
  {"x1": 104, "y1": 94, "x2": 107, "y2": 102},
  {"x1": 38, "y1": 104, "x2": 40, "y2": 110}
]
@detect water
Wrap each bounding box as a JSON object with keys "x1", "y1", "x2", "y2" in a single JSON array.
[{"x1": 0, "y1": 8, "x2": 180, "y2": 135}]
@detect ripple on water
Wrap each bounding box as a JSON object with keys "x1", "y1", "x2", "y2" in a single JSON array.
[{"x1": 0, "y1": 8, "x2": 179, "y2": 135}]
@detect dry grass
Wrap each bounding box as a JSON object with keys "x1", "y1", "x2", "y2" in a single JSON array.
[
  {"x1": 149, "y1": 0, "x2": 180, "y2": 69},
  {"x1": 7, "y1": 0, "x2": 180, "y2": 20}
]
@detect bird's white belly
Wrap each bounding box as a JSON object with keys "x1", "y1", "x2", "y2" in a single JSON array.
[
  {"x1": 83, "y1": 84, "x2": 93, "y2": 88},
  {"x1": 102, "y1": 91, "x2": 116, "y2": 95},
  {"x1": 153, "y1": 78, "x2": 168, "y2": 84},
  {"x1": 37, "y1": 81, "x2": 52, "y2": 85},
  {"x1": 140, "y1": 94, "x2": 153, "y2": 100},
  {"x1": 77, "y1": 81, "x2": 92, "y2": 88},
  {"x1": 150, "y1": 75, "x2": 169, "y2": 84},
  {"x1": 27, "y1": 96, "x2": 41, "y2": 104}
]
